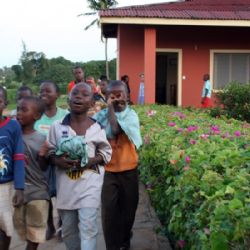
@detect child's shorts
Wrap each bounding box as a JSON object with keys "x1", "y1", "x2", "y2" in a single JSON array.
[
  {"x1": 0, "y1": 182, "x2": 14, "y2": 237},
  {"x1": 13, "y1": 200, "x2": 49, "y2": 243}
]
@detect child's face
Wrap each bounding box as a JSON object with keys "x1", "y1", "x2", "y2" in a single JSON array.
[
  {"x1": 74, "y1": 68, "x2": 84, "y2": 82},
  {"x1": 39, "y1": 83, "x2": 58, "y2": 106},
  {"x1": 69, "y1": 84, "x2": 94, "y2": 114},
  {"x1": 100, "y1": 81, "x2": 108, "y2": 94},
  {"x1": 16, "y1": 99, "x2": 40, "y2": 127},
  {"x1": 107, "y1": 86, "x2": 127, "y2": 112},
  {"x1": 0, "y1": 92, "x2": 6, "y2": 115},
  {"x1": 16, "y1": 90, "x2": 32, "y2": 102}
]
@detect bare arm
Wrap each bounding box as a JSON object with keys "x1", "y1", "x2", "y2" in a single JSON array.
[{"x1": 107, "y1": 100, "x2": 122, "y2": 136}]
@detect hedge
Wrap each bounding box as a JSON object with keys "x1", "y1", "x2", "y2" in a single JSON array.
[{"x1": 134, "y1": 105, "x2": 250, "y2": 250}]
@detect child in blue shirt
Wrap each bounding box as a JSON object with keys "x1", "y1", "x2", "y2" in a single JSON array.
[{"x1": 0, "y1": 86, "x2": 25, "y2": 250}]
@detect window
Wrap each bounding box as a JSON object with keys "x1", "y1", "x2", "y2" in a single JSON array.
[{"x1": 213, "y1": 53, "x2": 250, "y2": 89}]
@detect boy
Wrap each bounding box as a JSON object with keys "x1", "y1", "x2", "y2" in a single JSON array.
[
  {"x1": 14, "y1": 96, "x2": 49, "y2": 250},
  {"x1": 10, "y1": 86, "x2": 33, "y2": 118},
  {"x1": 0, "y1": 86, "x2": 25, "y2": 250},
  {"x1": 94, "y1": 80, "x2": 142, "y2": 250},
  {"x1": 67, "y1": 66, "x2": 85, "y2": 93},
  {"x1": 47, "y1": 83, "x2": 112, "y2": 250},
  {"x1": 201, "y1": 73, "x2": 212, "y2": 108},
  {"x1": 35, "y1": 80, "x2": 68, "y2": 239}
]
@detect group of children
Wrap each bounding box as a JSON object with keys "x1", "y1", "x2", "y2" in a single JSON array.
[{"x1": 0, "y1": 73, "x2": 142, "y2": 250}]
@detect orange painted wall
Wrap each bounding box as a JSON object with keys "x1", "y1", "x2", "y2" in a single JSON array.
[
  {"x1": 144, "y1": 28, "x2": 156, "y2": 104},
  {"x1": 118, "y1": 25, "x2": 250, "y2": 106},
  {"x1": 118, "y1": 25, "x2": 144, "y2": 103}
]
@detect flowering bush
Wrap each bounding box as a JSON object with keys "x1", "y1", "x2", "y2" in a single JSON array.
[
  {"x1": 214, "y1": 82, "x2": 250, "y2": 122},
  {"x1": 135, "y1": 105, "x2": 250, "y2": 250}
]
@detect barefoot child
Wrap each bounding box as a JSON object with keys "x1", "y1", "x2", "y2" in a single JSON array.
[
  {"x1": 94, "y1": 80, "x2": 142, "y2": 250},
  {"x1": 47, "y1": 83, "x2": 112, "y2": 250},
  {"x1": 35, "y1": 80, "x2": 68, "y2": 239},
  {"x1": 14, "y1": 96, "x2": 49, "y2": 250},
  {"x1": 0, "y1": 86, "x2": 25, "y2": 250}
]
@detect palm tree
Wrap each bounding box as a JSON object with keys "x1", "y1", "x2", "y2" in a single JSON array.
[{"x1": 82, "y1": 0, "x2": 118, "y2": 79}]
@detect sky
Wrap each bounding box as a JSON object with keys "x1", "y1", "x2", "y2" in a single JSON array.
[{"x1": 0, "y1": 0, "x2": 171, "y2": 68}]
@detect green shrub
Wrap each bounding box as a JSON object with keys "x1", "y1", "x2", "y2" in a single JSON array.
[
  {"x1": 135, "y1": 105, "x2": 250, "y2": 250},
  {"x1": 215, "y1": 82, "x2": 250, "y2": 122}
]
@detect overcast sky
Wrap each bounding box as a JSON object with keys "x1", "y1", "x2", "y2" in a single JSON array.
[{"x1": 0, "y1": 0, "x2": 171, "y2": 68}]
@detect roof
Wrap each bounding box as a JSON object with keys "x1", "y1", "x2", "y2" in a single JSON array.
[{"x1": 99, "y1": 0, "x2": 250, "y2": 20}]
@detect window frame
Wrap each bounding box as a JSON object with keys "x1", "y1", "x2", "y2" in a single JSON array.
[{"x1": 210, "y1": 49, "x2": 250, "y2": 92}]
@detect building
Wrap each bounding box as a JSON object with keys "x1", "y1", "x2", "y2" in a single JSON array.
[{"x1": 100, "y1": 0, "x2": 250, "y2": 106}]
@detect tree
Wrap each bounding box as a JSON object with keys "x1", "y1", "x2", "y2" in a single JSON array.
[
  {"x1": 12, "y1": 42, "x2": 49, "y2": 85},
  {"x1": 82, "y1": 0, "x2": 117, "y2": 79}
]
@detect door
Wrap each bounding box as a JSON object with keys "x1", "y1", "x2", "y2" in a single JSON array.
[{"x1": 156, "y1": 52, "x2": 178, "y2": 105}]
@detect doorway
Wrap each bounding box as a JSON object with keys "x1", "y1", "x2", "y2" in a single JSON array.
[{"x1": 155, "y1": 52, "x2": 178, "y2": 105}]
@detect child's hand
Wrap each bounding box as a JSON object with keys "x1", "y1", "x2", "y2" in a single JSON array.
[
  {"x1": 54, "y1": 153, "x2": 80, "y2": 170},
  {"x1": 13, "y1": 189, "x2": 24, "y2": 207},
  {"x1": 39, "y1": 141, "x2": 49, "y2": 157},
  {"x1": 107, "y1": 94, "x2": 116, "y2": 106}
]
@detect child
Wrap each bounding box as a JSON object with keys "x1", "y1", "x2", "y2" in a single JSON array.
[
  {"x1": 14, "y1": 96, "x2": 49, "y2": 250},
  {"x1": 0, "y1": 86, "x2": 25, "y2": 250},
  {"x1": 34, "y1": 80, "x2": 68, "y2": 239},
  {"x1": 94, "y1": 80, "x2": 142, "y2": 250},
  {"x1": 201, "y1": 73, "x2": 212, "y2": 108},
  {"x1": 67, "y1": 66, "x2": 85, "y2": 93},
  {"x1": 10, "y1": 86, "x2": 33, "y2": 118},
  {"x1": 47, "y1": 83, "x2": 112, "y2": 250},
  {"x1": 121, "y1": 75, "x2": 131, "y2": 104}
]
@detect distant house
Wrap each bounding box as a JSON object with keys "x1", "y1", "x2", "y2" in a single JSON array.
[{"x1": 99, "y1": 0, "x2": 250, "y2": 107}]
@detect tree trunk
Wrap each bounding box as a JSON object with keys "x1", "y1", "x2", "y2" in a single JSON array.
[{"x1": 105, "y1": 38, "x2": 109, "y2": 79}]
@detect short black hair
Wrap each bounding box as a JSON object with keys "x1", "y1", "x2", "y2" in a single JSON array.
[
  {"x1": 74, "y1": 65, "x2": 84, "y2": 71},
  {"x1": 17, "y1": 86, "x2": 33, "y2": 94},
  {"x1": 21, "y1": 96, "x2": 45, "y2": 115},
  {"x1": 100, "y1": 75, "x2": 108, "y2": 81},
  {"x1": 121, "y1": 75, "x2": 129, "y2": 81},
  {"x1": 0, "y1": 86, "x2": 7, "y2": 102},
  {"x1": 40, "y1": 80, "x2": 60, "y2": 94},
  {"x1": 106, "y1": 80, "x2": 128, "y2": 94},
  {"x1": 69, "y1": 82, "x2": 93, "y2": 96}
]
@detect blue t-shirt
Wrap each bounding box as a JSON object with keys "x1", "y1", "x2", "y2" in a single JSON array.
[
  {"x1": 0, "y1": 117, "x2": 25, "y2": 189},
  {"x1": 202, "y1": 80, "x2": 212, "y2": 98}
]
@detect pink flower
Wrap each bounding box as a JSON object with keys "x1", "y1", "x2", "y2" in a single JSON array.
[
  {"x1": 177, "y1": 128, "x2": 184, "y2": 133},
  {"x1": 177, "y1": 240, "x2": 186, "y2": 249},
  {"x1": 183, "y1": 165, "x2": 190, "y2": 171},
  {"x1": 211, "y1": 125, "x2": 220, "y2": 132},
  {"x1": 187, "y1": 125, "x2": 198, "y2": 132},
  {"x1": 189, "y1": 139, "x2": 197, "y2": 145},
  {"x1": 221, "y1": 132, "x2": 229, "y2": 139},
  {"x1": 168, "y1": 122, "x2": 176, "y2": 127},
  {"x1": 234, "y1": 131, "x2": 241, "y2": 137},
  {"x1": 185, "y1": 156, "x2": 191, "y2": 163},
  {"x1": 173, "y1": 111, "x2": 186, "y2": 119},
  {"x1": 200, "y1": 134, "x2": 209, "y2": 140},
  {"x1": 146, "y1": 109, "x2": 157, "y2": 117},
  {"x1": 213, "y1": 130, "x2": 220, "y2": 135}
]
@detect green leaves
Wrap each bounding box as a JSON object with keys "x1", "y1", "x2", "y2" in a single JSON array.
[{"x1": 136, "y1": 105, "x2": 250, "y2": 249}]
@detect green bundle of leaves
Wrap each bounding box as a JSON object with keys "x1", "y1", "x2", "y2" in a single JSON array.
[
  {"x1": 215, "y1": 82, "x2": 250, "y2": 123},
  {"x1": 134, "y1": 105, "x2": 250, "y2": 250}
]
